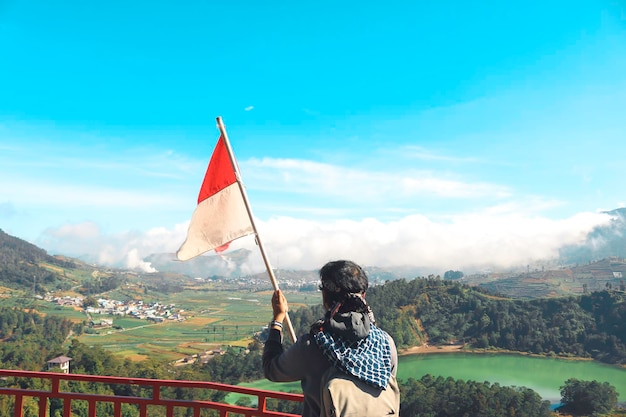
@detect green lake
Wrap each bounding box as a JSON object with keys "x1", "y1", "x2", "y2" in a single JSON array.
[
  {"x1": 227, "y1": 353, "x2": 626, "y2": 405},
  {"x1": 397, "y1": 353, "x2": 626, "y2": 403}
]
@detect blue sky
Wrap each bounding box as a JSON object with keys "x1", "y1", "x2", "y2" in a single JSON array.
[{"x1": 1, "y1": 1, "x2": 625, "y2": 274}]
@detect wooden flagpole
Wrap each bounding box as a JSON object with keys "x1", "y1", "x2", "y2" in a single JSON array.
[{"x1": 216, "y1": 116, "x2": 297, "y2": 343}]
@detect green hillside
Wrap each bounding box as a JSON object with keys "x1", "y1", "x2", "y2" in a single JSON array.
[
  {"x1": 0, "y1": 228, "x2": 82, "y2": 293},
  {"x1": 560, "y1": 208, "x2": 626, "y2": 264},
  {"x1": 466, "y1": 257, "x2": 626, "y2": 298},
  {"x1": 361, "y1": 278, "x2": 626, "y2": 365},
  {"x1": 0, "y1": 228, "x2": 192, "y2": 299}
]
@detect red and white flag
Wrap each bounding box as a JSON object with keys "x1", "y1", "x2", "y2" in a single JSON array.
[{"x1": 176, "y1": 135, "x2": 254, "y2": 261}]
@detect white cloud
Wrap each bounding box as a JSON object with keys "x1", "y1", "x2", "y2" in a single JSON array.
[
  {"x1": 244, "y1": 210, "x2": 612, "y2": 273},
  {"x1": 47, "y1": 222, "x2": 101, "y2": 239},
  {"x1": 125, "y1": 248, "x2": 157, "y2": 273},
  {"x1": 242, "y1": 157, "x2": 508, "y2": 200},
  {"x1": 244, "y1": 106, "x2": 254, "y2": 111},
  {"x1": 0, "y1": 138, "x2": 202, "y2": 212},
  {"x1": 402, "y1": 145, "x2": 480, "y2": 163},
  {"x1": 0, "y1": 180, "x2": 180, "y2": 209},
  {"x1": 400, "y1": 176, "x2": 510, "y2": 198},
  {"x1": 5, "y1": 121, "x2": 622, "y2": 277},
  {"x1": 39, "y1": 222, "x2": 186, "y2": 272},
  {"x1": 38, "y1": 210, "x2": 613, "y2": 276}
]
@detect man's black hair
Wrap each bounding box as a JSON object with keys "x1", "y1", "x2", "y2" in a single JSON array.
[{"x1": 319, "y1": 260, "x2": 369, "y2": 305}]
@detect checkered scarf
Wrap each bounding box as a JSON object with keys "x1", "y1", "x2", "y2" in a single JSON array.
[{"x1": 314, "y1": 324, "x2": 393, "y2": 389}]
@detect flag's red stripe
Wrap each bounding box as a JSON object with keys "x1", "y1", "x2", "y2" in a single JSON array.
[
  {"x1": 197, "y1": 136, "x2": 237, "y2": 204},
  {"x1": 214, "y1": 242, "x2": 231, "y2": 253}
]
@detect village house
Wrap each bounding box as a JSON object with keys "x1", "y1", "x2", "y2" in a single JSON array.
[{"x1": 47, "y1": 356, "x2": 72, "y2": 374}]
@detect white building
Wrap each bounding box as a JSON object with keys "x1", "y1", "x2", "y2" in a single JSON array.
[{"x1": 47, "y1": 356, "x2": 72, "y2": 374}]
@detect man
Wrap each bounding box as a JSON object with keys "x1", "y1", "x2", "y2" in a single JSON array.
[{"x1": 263, "y1": 260, "x2": 399, "y2": 417}]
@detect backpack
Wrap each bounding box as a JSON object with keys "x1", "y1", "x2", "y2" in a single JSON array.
[{"x1": 319, "y1": 366, "x2": 400, "y2": 417}]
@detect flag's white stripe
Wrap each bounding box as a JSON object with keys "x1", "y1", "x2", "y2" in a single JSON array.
[{"x1": 176, "y1": 183, "x2": 254, "y2": 261}]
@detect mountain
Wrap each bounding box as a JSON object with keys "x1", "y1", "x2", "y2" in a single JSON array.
[
  {"x1": 559, "y1": 208, "x2": 626, "y2": 264},
  {"x1": 144, "y1": 249, "x2": 424, "y2": 283},
  {"x1": 0, "y1": 228, "x2": 77, "y2": 291},
  {"x1": 144, "y1": 249, "x2": 255, "y2": 279},
  {"x1": 3, "y1": 206, "x2": 625, "y2": 293}
]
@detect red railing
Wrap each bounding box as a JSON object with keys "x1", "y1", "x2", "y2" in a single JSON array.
[{"x1": 0, "y1": 369, "x2": 303, "y2": 417}]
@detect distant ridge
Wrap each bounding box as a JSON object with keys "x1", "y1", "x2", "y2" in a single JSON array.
[
  {"x1": 559, "y1": 207, "x2": 626, "y2": 264},
  {"x1": 2, "y1": 206, "x2": 626, "y2": 293},
  {"x1": 0, "y1": 228, "x2": 55, "y2": 263},
  {"x1": 144, "y1": 249, "x2": 254, "y2": 278}
]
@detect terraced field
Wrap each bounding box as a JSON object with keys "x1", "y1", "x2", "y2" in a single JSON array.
[{"x1": 77, "y1": 287, "x2": 320, "y2": 362}]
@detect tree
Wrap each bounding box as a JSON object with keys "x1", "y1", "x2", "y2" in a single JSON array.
[
  {"x1": 398, "y1": 375, "x2": 551, "y2": 417},
  {"x1": 559, "y1": 378, "x2": 618, "y2": 416},
  {"x1": 82, "y1": 296, "x2": 98, "y2": 309},
  {"x1": 443, "y1": 270, "x2": 464, "y2": 280}
]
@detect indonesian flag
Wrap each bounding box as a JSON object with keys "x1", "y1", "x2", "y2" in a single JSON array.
[{"x1": 176, "y1": 135, "x2": 255, "y2": 261}]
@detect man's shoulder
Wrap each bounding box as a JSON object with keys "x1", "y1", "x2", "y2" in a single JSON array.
[{"x1": 296, "y1": 332, "x2": 318, "y2": 348}]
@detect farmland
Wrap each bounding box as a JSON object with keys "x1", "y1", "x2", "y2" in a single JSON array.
[{"x1": 77, "y1": 285, "x2": 321, "y2": 362}]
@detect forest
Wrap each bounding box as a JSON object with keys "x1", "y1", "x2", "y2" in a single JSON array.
[
  {"x1": 0, "y1": 307, "x2": 79, "y2": 370},
  {"x1": 0, "y1": 338, "x2": 560, "y2": 417},
  {"x1": 363, "y1": 277, "x2": 626, "y2": 364},
  {"x1": 0, "y1": 229, "x2": 75, "y2": 292},
  {"x1": 0, "y1": 275, "x2": 623, "y2": 416},
  {"x1": 3, "y1": 336, "x2": 620, "y2": 416},
  {"x1": 286, "y1": 277, "x2": 626, "y2": 364}
]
